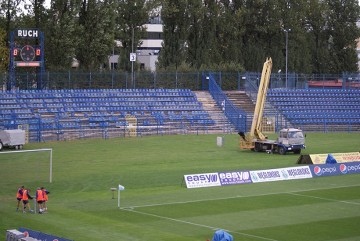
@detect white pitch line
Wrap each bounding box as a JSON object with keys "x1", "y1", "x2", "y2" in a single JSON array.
[
  {"x1": 122, "y1": 207, "x2": 279, "y2": 241},
  {"x1": 288, "y1": 192, "x2": 360, "y2": 205},
  {"x1": 125, "y1": 183, "x2": 360, "y2": 209},
  {"x1": 118, "y1": 184, "x2": 360, "y2": 241}
]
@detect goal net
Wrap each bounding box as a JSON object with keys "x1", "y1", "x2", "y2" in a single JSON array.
[{"x1": 0, "y1": 148, "x2": 53, "y2": 187}]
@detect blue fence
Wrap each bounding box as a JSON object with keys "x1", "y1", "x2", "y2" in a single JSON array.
[
  {"x1": 207, "y1": 74, "x2": 247, "y2": 132},
  {"x1": 2, "y1": 71, "x2": 360, "y2": 91},
  {"x1": 1, "y1": 70, "x2": 359, "y2": 137}
]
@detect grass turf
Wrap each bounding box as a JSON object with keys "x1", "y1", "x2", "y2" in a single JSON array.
[{"x1": 0, "y1": 132, "x2": 359, "y2": 241}]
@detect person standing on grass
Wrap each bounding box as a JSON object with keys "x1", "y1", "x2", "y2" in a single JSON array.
[
  {"x1": 16, "y1": 185, "x2": 24, "y2": 212},
  {"x1": 36, "y1": 187, "x2": 45, "y2": 213},
  {"x1": 42, "y1": 187, "x2": 50, "y2": 212},
  {"x1": 22, "y1": 188, "x2": 34, "y2": 213}
]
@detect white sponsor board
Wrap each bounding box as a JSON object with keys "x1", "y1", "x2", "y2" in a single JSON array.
[
  {"x1": 250, "y1": 166, "x2": 312, "y2": 183},
  {"x1": 282, "y1": 166, "x2": 312, "y2": 180},
  {"x1": 184, "y1": 172, "x2": 221, "y2": 189}
]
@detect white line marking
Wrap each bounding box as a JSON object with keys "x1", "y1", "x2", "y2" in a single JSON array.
[
  {"x1": 122, "y1": 208, "x2": 279, "y2": 241},
  {"x1": 119, "y1": 184, "x2": 360, "y2": 241},
  {"x1": 125, "y1": 183, "x2": 360, "y2": 209},
  {"x1": 288, "y1": 192, "x2": 360, "y2": 205}
]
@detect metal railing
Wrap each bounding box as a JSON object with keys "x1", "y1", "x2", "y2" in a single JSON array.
[
  {"x1": 2, "y1": 71, "x2": 359, "y2": 91},
  {"x1": 207, "y1": 74, "x2": 247, "y2": 132}
]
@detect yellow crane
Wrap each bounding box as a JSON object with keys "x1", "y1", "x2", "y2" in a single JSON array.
[
  {"x1": 239, "y1": 58, "x2": 306, "y2": 154},
  {"x1": 239, "y1": 57, "x2": 272, "y2": 150}
]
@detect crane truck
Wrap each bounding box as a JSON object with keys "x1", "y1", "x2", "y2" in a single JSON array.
[{"x1": 238, "y1": 57, "x2": 305, "y2": 155}]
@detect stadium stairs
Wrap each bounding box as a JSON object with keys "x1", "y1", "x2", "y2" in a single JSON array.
[
  {"x1": 224, "y1": 90, "x2": 256, "y2": 130},
  {"x1": 194, "y1": 91, "x2": 235, "y2": 134}
]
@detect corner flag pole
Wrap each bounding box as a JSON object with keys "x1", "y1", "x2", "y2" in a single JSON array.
[
  {"x1": 118, "y1": 188, "x2": 120, "y2": 208},
  {"x1": 118, "y1": 184, "x2": 125, "y2": 208}
]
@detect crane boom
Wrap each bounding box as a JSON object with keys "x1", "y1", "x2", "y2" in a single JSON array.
[
  {"x1": 239, "y1": 57, "x2": 272, "y2": 149},
  {"x1": 239, "y1": 57, "x2": 306, "y2": 154},
  {"x1": 250, "y1": 57, "x2": 272, "y2": 141}
]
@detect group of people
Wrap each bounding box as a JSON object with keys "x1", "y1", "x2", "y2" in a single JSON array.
[{"x1": 16, "y1": 186, "x2": 50, "y2": 214}]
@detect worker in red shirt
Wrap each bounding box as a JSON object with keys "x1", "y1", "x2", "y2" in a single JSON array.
[
  {"x1": 36, "y1": 187, "x2": 45, "y2": 214},
  {"x1": 42, "y1": 187, "x2": 50, "y2": 212},
  {"x1": 16, "y1": 186, "x2": 24, "y2": 212},
  {"x1": 22, "y1": 188, "x2": 34, "y2": 213}
]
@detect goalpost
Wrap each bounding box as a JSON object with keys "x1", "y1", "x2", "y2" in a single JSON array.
[{"x1": 0, "y1": 148, "x2": 53, "y2": 183}]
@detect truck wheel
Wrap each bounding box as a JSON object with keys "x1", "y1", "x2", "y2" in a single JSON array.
[
  {"x1": 254, "y1": 143, "x2": 261, "y2": 152},
  {"x1": 0, "y1": 142, "x2": 3, "y2": 151},
  {"x1": 279, "y1": 147, "x2": 286, "y2": 155},
  {"x1": 19, "y1": 145, "x2": 23, "y2": 150},
  {"x1": 294, "y1": 149, "x2": 301, "y2": 154}
]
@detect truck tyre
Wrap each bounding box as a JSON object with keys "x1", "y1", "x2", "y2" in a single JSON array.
[
  {"x1": 254, "y1": 143, "x2": 261, "y2": 152},
  {"x1": 294, "y1": 149, "x2": 301, "y2": 154},
  {"x1": 0, "y1": 142, "x2": 3, "y2": 151},
  {"x1": 279, "y1": 147, "x2": 286, "y2": 155}
]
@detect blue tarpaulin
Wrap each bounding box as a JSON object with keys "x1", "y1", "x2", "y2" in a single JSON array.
[
  {"x1": 211, "y1": 229, "x2": 233, "y2": 241},
  {"x1": 19, "y1": 227, "x2": 73, "y2": 241},
  {"x1": 325, "y1": 154, "x2": 337, "y2": 164}
]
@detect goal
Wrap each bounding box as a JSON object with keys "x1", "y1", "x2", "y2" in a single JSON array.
[{"x1": 0, "y1": 148, "x2": 53, "y2": 185}]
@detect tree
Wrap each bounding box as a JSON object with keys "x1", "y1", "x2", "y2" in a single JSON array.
[
  {"x1": 325, "y1": 0, "x2": 360, "y2": 73},
  {"x1": 45, "y1": 0, "x2": 82, "y2": 70},
  {"x1": 0, "y1": 27, "x2": 8, "y2": 71},
  {"x1": 77, "y1": 0, "x2": 116, "y2": 70},
  {"x1": 0, "y1": 0, "x2": 24, "y2": 46},
  {"x1": 216, "y1": 0, "x2": 244, "y2": 67},
  {"x1": 115, "y1": 0, "x2": 154, "y2": 72},
  {"x1": 185, "y1": 0, "x2": 204, "y2": 69},
  {"x1": 157, "y1": 0, "x2": 188, "y2": 70}
]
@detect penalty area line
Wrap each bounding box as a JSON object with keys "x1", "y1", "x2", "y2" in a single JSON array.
[{"x1": 121, "y1": 207, "x2": 279, "y2": 241}]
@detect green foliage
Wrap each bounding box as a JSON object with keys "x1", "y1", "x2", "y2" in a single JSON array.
[
  {"x1": 77, "y1": 0, "x2": 116, "y2": 70},
  {"x1": 44, "y1": 0, "x2": 83, "y2": 70},
  {"x1": 0, "y1": 0, "x2": 359, "y2": 73},
  {"x1": 325, "y1": 0, "x2": 360, "y2": 73},
  {"x1": 0, "y1": 27, "x2": 8, "y2": 71},
  {"x1": 115, "y1": 0, "x2": 152, "y2": 72},
  {"x1": 157, "y1": 0, "x2": 189, "y2": 70}
]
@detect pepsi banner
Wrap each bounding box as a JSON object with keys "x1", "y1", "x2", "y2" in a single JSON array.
[
  {"x1": 184, "y1": 162, "x2": 360, "y2": 189},
  {"x1": 310, "y1": 162, "x2": 360, "y2": 177}
]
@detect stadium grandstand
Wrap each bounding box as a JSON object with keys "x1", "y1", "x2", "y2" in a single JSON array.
[{"x1": 0, "y1": 72, "x2": 359, "y2": 143}]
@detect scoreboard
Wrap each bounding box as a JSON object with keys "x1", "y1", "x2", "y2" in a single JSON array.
[
  {"x1": 12, "y1": 45, "x2": 42, "y2": 66},
  {"x1": 8, "y1": 28, "x2": 45, "y2": 90},
  {"x1": 11, "y1": 29, "x2": 43, "y2": 67}
]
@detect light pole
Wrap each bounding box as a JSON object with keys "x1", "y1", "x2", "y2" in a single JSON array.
[
  {"x1": 284, "y1": 29, "x2": 291, "y2": 89},
  {"x1": 131, "y1": 26, "x2": 134, "y2": 88}
]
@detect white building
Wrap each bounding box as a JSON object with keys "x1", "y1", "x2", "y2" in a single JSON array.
[{"x1": 109, "y1": 17, "x2": 163, "y2": 72}]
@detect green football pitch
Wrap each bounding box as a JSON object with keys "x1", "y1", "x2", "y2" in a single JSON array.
[{"x1": 0, "y1": 132, "x2": 359, "y2": 241}]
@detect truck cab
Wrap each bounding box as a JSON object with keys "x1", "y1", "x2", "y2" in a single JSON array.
[{"x1": 276, "y1": 128, "x2": 306, "y2": 154}]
